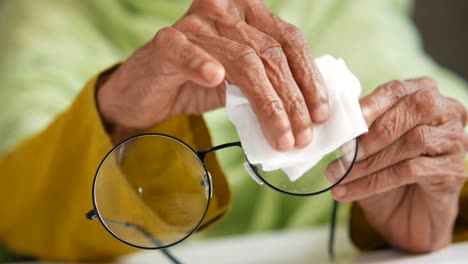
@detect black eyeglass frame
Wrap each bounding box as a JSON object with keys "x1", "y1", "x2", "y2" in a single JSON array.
[{"x1": 86, "y1": 133, "x2": 359, "y2": 256}]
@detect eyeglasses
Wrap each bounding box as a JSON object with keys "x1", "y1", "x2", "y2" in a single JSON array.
[{"x1": 85, "y1": 133, "x2": 358, "y2": 263}]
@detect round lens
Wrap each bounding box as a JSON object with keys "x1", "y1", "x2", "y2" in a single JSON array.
[
  {"x1": 247, "y1": 138, "x2": 358, "y2": 196},
  {"x1": 93, "y1": 134, "x2": 211, "y2": 249}
]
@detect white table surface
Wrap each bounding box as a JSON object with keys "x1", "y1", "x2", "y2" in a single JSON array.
[
  {"x1": 16, "y1": 227, "x2": 468, "y2": 263},
  {"x1": 116, "y1": 227, "x2": 468, "y2": 264}
]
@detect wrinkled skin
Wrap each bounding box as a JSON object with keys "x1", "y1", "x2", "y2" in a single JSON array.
[
  {"x1": 98, "y1": 0, "x2": 329, "y2": 149},
  {"x1": 327, "y1": 78, "x2": 468, "y2": 253},
  {"x1": 97, "y1": 0, "x2": 468, "y2": 254}
]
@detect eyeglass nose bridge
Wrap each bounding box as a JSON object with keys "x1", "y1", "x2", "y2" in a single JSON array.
[
  {"x1": 243, "y1": 162, "x2": 264, "y2": 185},
  {"x1": 201, "y1": 171, "x2": 213, "y2": 199},
  {"x1": 86, "y1": 209, "x2": 98, "y2": 221}
]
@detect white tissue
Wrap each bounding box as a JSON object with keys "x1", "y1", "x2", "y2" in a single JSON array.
[{"x1": 226, "y1": 55, "x2": 368, "y2": 181}]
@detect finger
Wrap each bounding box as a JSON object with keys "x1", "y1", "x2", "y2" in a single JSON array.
[
  {"x1": 154, "y1": 27, "x2": 225, "y2": 88},
  {"x1": 190, "y1": 33, "x2": 295, "y2": 151},
  {"x1": 169, "y1": 81, "x2": 227, "y2": 116},
  {"x1": 332, "y1": 155, "x2": 466, "y2": 202},
  {"x1": 359, "y1": 78, "x2": 437, "y2": 127},
  {"x1": 463, "y1": 131, "x2": 468, "y2": 151},
  {"x1": 245, "y1": 6, "x2": 329, "y2": 123},
  {"x1": 438, "y1": 119, "x2": 468, "y2": 151},
  {"x1": 327, "y1": 123, "x2": 467, "y2": 184},
  {"x1": 358, "y1": 85, "x2": 449, "y2": 160},
  {"x1": 215, "y1": 17, "x2": 312, "y2": 147},
  {"x1": 447, "y1": 98, "x2": 468, "y2": 126},
  {"x1": 417, "y1": 154, "x2": 467, "y2": 193}
]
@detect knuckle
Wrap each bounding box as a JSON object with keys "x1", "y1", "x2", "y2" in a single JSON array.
[
  {"x1": 183, "y1": 15, "x2": 220, "y2": 37},
  {"x1": 227, "y1": 43, "x2": 260, "y2": 64},
  {"x1": 284, "y1": 94, "x2": 307, "y2": 114},
  {"x1": 176, "y1": 42, "x2": 196, "y2": 62},
  {"x1": 413, "y1": 89, "x2": 442, "y2": 116},
  {"x1": 412, "y1": 126, "x2": 432, "y2": 151},
  {"x1": 260, "y1": 99, "x2": 286, "y2": 120},
  {"x1": 188, "y1": 0, "x2": 221, "y2": 16},
  {"x1": 373, "y1": 120, "x2": 394, "y2": 142},
  {"x1": 418, "y1": 76, "x2": 438, "y2": 91},
  {"x1": 153, "y1": 28, "x2": 191, "y2": 62},
  {"x1": 388, "y1": 79, "x2": 405, "y2": 91},
  {"x1": 232, "y1": 19, "x2": 247, "y2": 32},
  {"x1": 278, "y1": 23, "x2": 306, "y2": 46},
  {"x1": 280, "y1": 23, "x2": 302, "y2": 38},
  {"x1": 380, "y1": 80, "x2": 405, "y2": 99},
  {"x1": 154, "y1": 27, "x2": 179, "y2": 45},
  {"x1": 285, "y1": 96, "x2": 311, "y2": 129},
  {"x1": 259, "y1": 40, "x2": 284, "y2": 61},
  {"x1": 154, "y1": 27, "x2": 173, "y2": 39},
  {"x1": 175, "y1": 15, "x2": 208, "y2": 34},
  {"x1": 403, "y1": 159, "x2": 420, "y2": 177},
  {"x1": 242, "y1": 51, "x2": 262, "y2": 66},
  {"x1": 181, "y1": 15, "x2": 201, "y2": 27},
  {"x1": 240, "y1": 0, "x2": 265, "y2": 8}
]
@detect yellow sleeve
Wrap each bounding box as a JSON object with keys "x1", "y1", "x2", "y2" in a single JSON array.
[
  {"x1": 349, "y1": 203, "x2": 388, "y2": 251},
  {"x1": 350, "y1": 160, "x2": 468, "y2": 250},
  {"x1": 0, "y1": 74, "x2": 230, "y2": 261},
  {"x1": 454, "y1": 180, "x2": 468, "y2": 243}
]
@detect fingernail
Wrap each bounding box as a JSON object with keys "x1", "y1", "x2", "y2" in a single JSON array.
[
  {"x1": 327, "y1": 161, "x2": 346, "y2": 181},
  {"x1": 277, "y1": 132, "x2": 295, "y2": 151},
  {"x1": 312, "y1": 103, "x2": 329, "y2": 123},
  {"x1": 333, "y1": 186, "x2": 347, "y2": 198},
  {"x1": 201, "y1": 62, "x2": 223, "y2": 82},
  {"x1": 295, "y1": 128, "x2": 313, "y2": 148},
  {"x1": 326, "y1": 173, "x2": 335, "y2": 183},
  {"x1": 326, "y1": 165, "x2": 338, "y2": 183}
]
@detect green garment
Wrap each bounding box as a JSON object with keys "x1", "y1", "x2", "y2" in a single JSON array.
[{"x1": 0, "y1": 0, "x2": 467, "y2": 259}]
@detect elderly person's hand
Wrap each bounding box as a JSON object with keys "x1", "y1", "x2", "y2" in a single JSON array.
[
  {"x1": 327, "y1": 78, "x2": 468, "y2": 253},
  {"x1": 97, "y1": 0, "x2": 328, "y2": 148}
]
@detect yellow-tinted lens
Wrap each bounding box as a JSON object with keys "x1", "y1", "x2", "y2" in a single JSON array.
[{"x1": 94, "y1": 134, "x2": 210, "y2": 248}]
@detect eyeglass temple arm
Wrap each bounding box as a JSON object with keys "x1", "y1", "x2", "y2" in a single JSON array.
[
  {"x1": 197, "y1": 141, "x2": 242, "y2": 160},
  {"x1": 86, "y1": 212, "x2": 160, "y2": 246},
  {"x1": 328, "y1": 200, "x2": 339, "y2": 261},
  {"x1": 85, "y1": 210, "x2": 181, "y2": 264}
]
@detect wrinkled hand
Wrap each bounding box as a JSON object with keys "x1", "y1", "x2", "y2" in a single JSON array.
[
  {"x1": 326, "y1": 78, "x2": 468, "y2": 253},
  {"x1": 98, "y1": 0, "x2": 328, "y2": 148}
]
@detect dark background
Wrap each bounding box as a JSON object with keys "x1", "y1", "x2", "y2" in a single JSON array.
[{"x1": 413, "y1": 0, "x2": 468, "y2": 81}]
